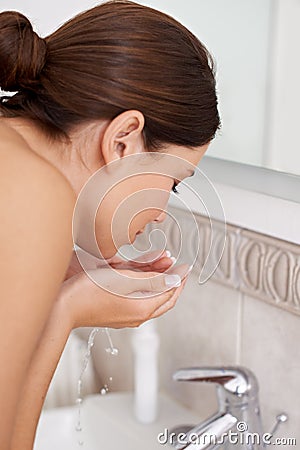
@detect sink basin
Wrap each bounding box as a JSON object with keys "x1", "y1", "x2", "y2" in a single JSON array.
[{"x1": 34, "y1": 392, "x2": 201, "y2": 450}]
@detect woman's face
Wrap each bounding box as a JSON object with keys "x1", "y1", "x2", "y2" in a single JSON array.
[{"x1": 94, "y1": 143, "x2": 208, "y2": 259}]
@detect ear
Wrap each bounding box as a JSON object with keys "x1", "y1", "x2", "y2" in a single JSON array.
[{"x1": 100, "y1": 110, "x2": 145, "y2": 164}]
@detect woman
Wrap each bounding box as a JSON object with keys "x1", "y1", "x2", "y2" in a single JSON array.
[{"x1": 0, "y1": 1, "x2": 220, "y2": 449}]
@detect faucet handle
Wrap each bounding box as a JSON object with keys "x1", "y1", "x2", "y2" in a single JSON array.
[{"x1": 173, "y1": 366, "x2": 258, "y2": 396}]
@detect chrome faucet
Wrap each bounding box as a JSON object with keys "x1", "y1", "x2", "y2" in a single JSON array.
[{"x1": 171, "y1": 366, "x2": 264, "y2": 450}]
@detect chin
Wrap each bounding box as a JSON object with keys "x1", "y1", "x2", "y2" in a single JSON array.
[
  {"x1": 128, "y1": 230, "x2": 138, "y2": 244},
  {"x1": 98, "y1": 244, "x2": 118, "y2": 260}
]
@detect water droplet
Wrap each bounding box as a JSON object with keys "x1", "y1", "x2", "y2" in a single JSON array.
[
  {"x1": 105, "y1": 347, "x2": 119, "y2": 356},
  {"x1": 100, "y1": 384, "x2": 109, "y2": 395},
  {"x1": 78, "y1": 440, "x2": 84, "y2": 446},
  {"x1": 75, "y1": 425, "x2": 82, "y2": 432},
  {"x1": 104, "y1": 328, "x2": 119, "y2": 356}
]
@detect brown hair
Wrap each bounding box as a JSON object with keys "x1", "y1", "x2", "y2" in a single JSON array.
[{"x1": 0, "y1": 1, "x2": 220, "y2": 148}]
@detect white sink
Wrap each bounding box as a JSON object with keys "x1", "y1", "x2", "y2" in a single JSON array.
[{"x1": 34, "y1": 392, "x2": 201, "y2": 450}]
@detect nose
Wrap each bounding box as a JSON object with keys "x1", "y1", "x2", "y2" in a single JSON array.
[{"x1": 154, "y1": 210, "x2": 167, "y2": 223}]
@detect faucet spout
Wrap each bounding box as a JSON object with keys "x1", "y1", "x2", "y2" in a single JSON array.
[
  {"x1": 173, "y1": 366, "x2": 264, "y2": 450},
  {"x1": 174, "y1": 412, "x2": 237, "y2": 450},
  {"x1": 173, "y1": 366, "x2": 258, "y2": 396}
]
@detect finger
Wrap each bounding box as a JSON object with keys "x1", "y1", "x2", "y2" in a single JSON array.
[
  {"x1": 123, "y1": 263, "x2": 190, "y2": 295},
  {"x1": 151, "y1": 278, "x2": 187, "y2": 318},
  {"x1": 139, "y1": 275, "x2": 188, "y2": 318},
  {"x1": 86, "y1": 263, "x2": 190, "y2": 298},
  {"x1": 105, "y1": 255, "x2": 123, "y2": 265},
  {"x1": 127, "y1": 271, "x2": 182, "y2": 295},
  {"x1": 149, "y1": 256, "x2": 174, "y2": 269},
  {"x1": 127, "y1": 257, "x2": 173, "y2": 273},
  {"x1": 151, "y1": 289, "x2": 181, "y2": 318},
  {"x1": 131, "y1": 250, "x2": 169, "y2": 264},
  {"x1": 107, "y1": 257, "x2": 165, "y2": 271},
  {"x1": 165, "y1": 263, "x2": 191, "y2": 279},
  {"x1": 151, "y1": 299, "x2": 175, "y2": 318},
  {"x1": 86, "y1": 267, "x2": 180, "y2": 297},
  {"x1": 127, "y1": 250, "x2": 176, "y2": 270},
  {"x1": 114, "y1": 272, "x2": 187, "y2": 325},
  {"x1": 109, "y1": 250, "x2": 175, "y2": 271}
]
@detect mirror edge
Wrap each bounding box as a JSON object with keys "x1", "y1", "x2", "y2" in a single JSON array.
[{"x1": 200, "y1": 156, "x2": 300, "y2": 204}]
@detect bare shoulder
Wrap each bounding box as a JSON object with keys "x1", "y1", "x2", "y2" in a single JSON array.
[
  {"x1": 0, "y1": 120, "x2": 75, "y2": 354},
  {"x1": 0, "y1": 122, "x2": 76, "y2": 443},
  {"x1": 0, "y1": 121, "x2": 76, "y2": 284},
  {"x1": 0, "y1": 121, "x2": 75, "y2": 208}
]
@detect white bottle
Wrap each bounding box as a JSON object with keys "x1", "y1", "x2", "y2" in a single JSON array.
[{"x1": 131, "y1": 319, "x2": 160, "y2": 424}]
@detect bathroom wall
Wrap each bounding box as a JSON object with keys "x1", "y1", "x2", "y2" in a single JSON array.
[
  {"x1": 0, "y1": 0, "x2": 99, "y2": 36},
  {"x1": 155, "y1": 207, "x2": 300, "y2": 446},
  {"x1": 265, "y1": 0, "x2": 300, "y2": 174}
]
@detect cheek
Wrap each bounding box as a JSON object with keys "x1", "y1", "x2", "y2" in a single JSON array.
[
  {"x1": 94, "y1": 177, "x2": 172, "y2": 252},
  {"x1": 129, "y1": 209, "x2": 156, "y2": 236},
  {"x1": 128, "y1": 189, "x2": 170, "y2": 236},
  {"x1": 94, "y1": 197, "x2": 118, "y2": 258}
]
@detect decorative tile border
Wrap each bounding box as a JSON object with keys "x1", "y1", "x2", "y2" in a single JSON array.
[
  {"x1": 237, "y1": 230, "x2": 300, "y2": 313},
  {"x1": 155, "y1": 206, "x2": 300, "y2": 316}
]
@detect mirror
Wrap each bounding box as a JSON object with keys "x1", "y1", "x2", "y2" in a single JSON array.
[
  {"x1": 1, "y1": 0, "x2": 299, "y2": 179},
  {"x1": 137, "y1": 0, "x2": 300, "y2": 177}
]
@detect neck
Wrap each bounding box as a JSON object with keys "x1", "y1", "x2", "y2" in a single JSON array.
[{"x1": 1, "y1": 117, "x2": 103, "y2": 195}]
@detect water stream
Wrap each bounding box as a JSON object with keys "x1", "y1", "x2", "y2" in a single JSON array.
[{"x1": 75, "y1": 327, "x2": 118, "y2": 446}]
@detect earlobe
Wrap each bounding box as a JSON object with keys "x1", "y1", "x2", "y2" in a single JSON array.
[{"x1": 101, "y1": 110, "x2": 145, "y2": 164}]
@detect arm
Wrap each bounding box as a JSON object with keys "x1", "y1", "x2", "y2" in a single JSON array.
[
  {"x1": 0, "y1": 145, "x2": 75, "y2": 450},
  {"x1": 10, "y1": 298, "x2": 73, "y2": 450},
  {"x1": 11, "y1": 266, "x2": 187, "y2": 449}
]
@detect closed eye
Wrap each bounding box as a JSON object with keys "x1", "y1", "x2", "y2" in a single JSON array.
[
  {"x1": 172, "y1": 181, "x2": 179, "y2": 194},
  {"x1": 172, "y1": 170, "x2": 195, "y2": 194}
]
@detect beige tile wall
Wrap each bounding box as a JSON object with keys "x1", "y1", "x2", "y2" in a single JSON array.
[
  {"x1": 156, "y1": 273, "x2": 240, "y2": 419},
  {"x1": 152, "y1": 208, "x2": 300, "y2": 447},
  {"x1": 240, "y1": 295, "x2": 300, "y2": 445},
  {"x1": 156, "y1": 274, "x2": 300, "y2": 447}
]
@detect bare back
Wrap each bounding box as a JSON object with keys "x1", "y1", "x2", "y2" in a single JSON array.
[{"x1": 0, "y1": 121, "x2": 75, "y2": 449}]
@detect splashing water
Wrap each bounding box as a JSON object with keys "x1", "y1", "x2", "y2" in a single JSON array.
[
  {"x1": 75, "y1": 327, "x2": 119, "y2": 446},
  {"x1": 104, "y1": 327, "x2": 119, "y2": 355},
  {"x1": 75, "y1": 328, "x2": 99, "y2": 444},
  {"x1": 100, "y1": 384, "x2": 109, "y2": 395}
]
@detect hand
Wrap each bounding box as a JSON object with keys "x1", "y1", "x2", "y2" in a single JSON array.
[
  {"x1": 59, "y1": 265, "x2": 188, "y2": 329},
  {"x1": 107, "y1": 249, "x2": 175, "y2": 272},
  {"x1": 64, "y1": 248, "x2": 175, "y2": 280}
]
